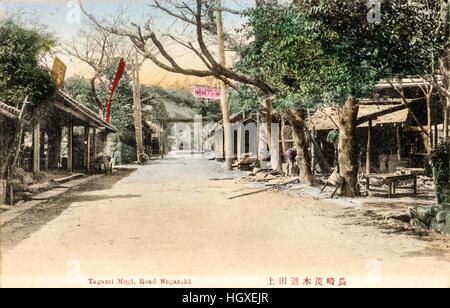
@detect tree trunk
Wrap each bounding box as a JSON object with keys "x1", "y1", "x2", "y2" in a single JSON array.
[
  {"x1": 217, "y1": 0, "x2": 232, "y2": 170},
  {"x1": 132, "y1": 54, "x2": 145, "y2": 163},
  {"x1": 338, "y1": 96, "x2": 360, "y2": 197},
  {"x1": 90, "y1": 77, "x2": 105, "y2": 117},
  {"x1": 284, "y1": 109, "x2": 315, "y2": 185},
  {"x1": 280, "y1": 112, "x2": 287, "y2": 171},
  {"x1": 262, "y1": 96, "x2": 273, "y2": 151}
]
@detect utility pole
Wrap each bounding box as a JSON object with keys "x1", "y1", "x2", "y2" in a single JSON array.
[
  {"x1": 132, "y1": 52, "x2": 145, "y2": 163},
  {"x1": 217, "y1": 0, "x2": 233, "y2": 170}
]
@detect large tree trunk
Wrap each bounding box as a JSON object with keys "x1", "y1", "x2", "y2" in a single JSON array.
[
  {"x1": 280, "y1": 112, "x2": 287, "y2": 171},
  {"x1": 217, "y1": 0, "x2": 232, "y2": 170},
  {"x1": 221, "y1": 86, "x2": 233, "y2": 170},
  {"x1": 262, "y1": 96, "x2": 273, "y2": 151},
  {"x1": 284, "y1": 109, "x2": 315, "y2": 185},
  {"x1": 338, "y1": 96, "x2": 360, "y2": 197}
]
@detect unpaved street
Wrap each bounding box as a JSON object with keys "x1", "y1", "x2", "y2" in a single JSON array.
[{"x1": 1, "y1": 157, "x2": 449, "y2": 288}]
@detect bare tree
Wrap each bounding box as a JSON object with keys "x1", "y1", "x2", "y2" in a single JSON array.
[
  {"x1": 62, "y1": 18, "x2": 136, "y2": 116},
  {"x1": 78, "y1": 0, "x2": 275, "y2": 171},
  {"x1": 78, "y1": 0, "x2": 273, "y2": 94}
]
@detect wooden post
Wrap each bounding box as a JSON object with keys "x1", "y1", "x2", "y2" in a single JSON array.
[
  {"x1": 237, "y1": 124, "x2": 242, "y2": 159},
  {"x1": 85, "y1": 126, "x2": 91, "y2": 173},
  {"x1": 0, "y1": 179, "x2": 6, "y2": 205},
  {"x1": 68, "y1": 119, "x2": 73, "y2": 173},
  {"x1": 303, "y1": 124, "x2": 331, "y2": 173},
  {"x1": 426, "y1": 90, "x2": 432, "y2": 155},
  {"x1": 33, "y1": 122, "x2": 40, "y2": 173},
  {"x1": 92, "y1": 128, "x2": 96, "y2": 158},
  {"x1": 444, "y1": 103, "x2": 449, "y2": 142},
  {"x1": 307, "y1": 109, "x2": 315, "y2": 174},
  {"x1": 43, "y1": 132, "x2": 48, "y2": 171},
  {"x1": 133, "y1": 54, "x2": 144, "y2": 160},
  {"x1": 396, "y1": 125, "x2": 402, "y2": 161},
  {"x1": 434, "y1": 124, "x2": 438, "y2": 148},
  {"x1": 366, "y1": 120, "x2": 372, "y2": 175}
]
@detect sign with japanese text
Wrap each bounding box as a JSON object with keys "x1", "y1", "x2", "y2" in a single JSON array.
[{"x1": 192, "y1": 85, "x2": 222, "y2": 100}]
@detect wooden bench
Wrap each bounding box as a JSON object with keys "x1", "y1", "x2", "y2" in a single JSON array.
[{"x1": 364, "y1": 173, "x2": 417, "y2": 198}]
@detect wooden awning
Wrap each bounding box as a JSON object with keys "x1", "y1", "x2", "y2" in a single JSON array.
[
  {"x1": 49, "y1": 89, "x2": 117, "y2": 132},
  {"x1": 308, "y1": 105, "x2": 409, "y2": 130}
]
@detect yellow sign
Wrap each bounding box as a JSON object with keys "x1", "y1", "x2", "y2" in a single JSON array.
[{"x1": 50, "y1": 57, "x2": 67, "y2": 88}]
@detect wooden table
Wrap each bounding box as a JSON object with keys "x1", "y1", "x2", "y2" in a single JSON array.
[{"x1": 364, "y1": 173, "x2": 417, "y2": 198}]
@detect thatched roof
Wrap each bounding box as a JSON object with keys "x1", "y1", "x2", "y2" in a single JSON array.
[{"x1": 308, "y1": 105, "x2": 409, "y2": 130}]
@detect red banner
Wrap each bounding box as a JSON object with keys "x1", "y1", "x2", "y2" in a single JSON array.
[{"x1": 106, "y1": 59, "x2": 126, "y2": 123}]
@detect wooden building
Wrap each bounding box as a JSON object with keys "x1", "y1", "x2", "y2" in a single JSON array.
[
  {"x1": 143, "y1": 120, "x2": 163, "y2": 156},
  {"x1": 307, "y1": 78, "x2": 446, "y2": 174},
  {"x1": 9, "y1": 89, "x2": 117, "y2": 174}
]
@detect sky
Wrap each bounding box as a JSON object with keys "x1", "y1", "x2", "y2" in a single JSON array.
[{"x1": 0, "y1": 0, "x2": 253, "y2": 89}]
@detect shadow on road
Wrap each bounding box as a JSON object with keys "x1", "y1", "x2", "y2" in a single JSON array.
[{"x1": 0, "y1": 169, "x2": 136, "y2": 254}]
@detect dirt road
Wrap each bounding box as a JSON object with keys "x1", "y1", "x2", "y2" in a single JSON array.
[{"x1": 1, "y1": 157, "x2": 449, "y2": 288}]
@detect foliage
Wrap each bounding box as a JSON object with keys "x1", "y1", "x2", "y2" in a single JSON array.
[
  {"x1": 64, "y1": 77, "x2": 97, "y2": 112},
  {"x1": 0, "y1": 20, "x2": 56, "y2": 108},
  {"x1": 64, "y1": 69, "x2": 136, "y2": 149},
  {"x1": 194, "y1": 98, "x2": 223, "y2": 122},
  {"x1": 235, "y1": 4, "x2": 342, "y2": 110},
  {"x1": 234, "y1": 0, "x2": 449, "y2": 111},
  {"x1": 104, "y1": 62, "x2": 136, "y2": 148},
  {"x1": 293, "y1": 0, "x2": 449, "y2": 101},
  {"x1": 431, "y1": 141, "x2": 450, "y2": 206},
  {"x1": 229, "y1": 84, "x2": 263, "y2": 115}
]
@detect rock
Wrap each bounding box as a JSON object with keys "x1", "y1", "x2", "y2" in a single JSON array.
[
  {"x1": 28, "y1": 182, "x2": 55, "y2": 193},
  {"x1": 430, "y1": 217, "x2": 445, "y2": 233},
  {"x1": 410, "y1": 218, "x2": 428, "y2": 229},
  {"x1": 409, "y1": 205, "x2": 450, "y2": 235},
  {"x1": 441, "y1": 213, "x2": 450, "y2": 235},
  {"x1": 264, "y1": 174, "x2": 279, "y2": 181},
  {"x1": 436, "y1": 211, "x2": 448, "y2": 223},
  {"x1": 251, "y1": 167, "x2": 262, "y2": 175},
  {"x1": 0, "y1": 205, "x2": 12, "y2": 211},
  {"x1": 14, "y1": 191, "x2": 32, "y2": 201}
]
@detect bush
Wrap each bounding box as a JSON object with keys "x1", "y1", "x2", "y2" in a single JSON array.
[{"x1": 431, "y1": 141, "x2": 449, "y2": 207}]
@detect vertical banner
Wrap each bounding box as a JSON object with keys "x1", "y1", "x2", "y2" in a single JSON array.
[
  {"x1": 106, "y1": 59, "x2": 126, "y2": 123},
  {"x1": 50, "y1": 57, "x2": 67, "y2": 88}
]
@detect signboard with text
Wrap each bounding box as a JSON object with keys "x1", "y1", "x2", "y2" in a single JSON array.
[
  {"x1": 50, "y1": 57, "x2": 67, "y2": 88},
  {"x1": 192, "y1": 85, "x2": 222, "y2": 100}
]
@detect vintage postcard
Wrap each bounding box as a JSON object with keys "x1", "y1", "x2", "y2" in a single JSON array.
[{"x1": 0, "y1": 0, "x2": 449, "y2": 294}]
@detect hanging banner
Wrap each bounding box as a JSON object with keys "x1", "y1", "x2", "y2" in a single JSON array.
[
  {"x1": 50, "y1": 57, "x2": 67, "y2": 88},
  {"x1": 106, "y1": 59, "x2": 126, "y2": 123},
  {"x1": 192, "y1": 85, "x2": 222, "y2": 100}
]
